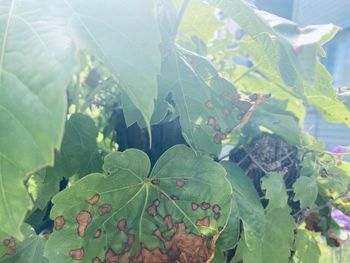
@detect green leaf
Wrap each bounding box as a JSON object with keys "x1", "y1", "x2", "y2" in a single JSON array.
[
  {"x1": 233, "y1": 207, "x2": 295, "y2": 263},
  {"x1": 56, "y1": 114, "x2": 102, "y2": 177},
  {"x1": 293, "y1": 176, "x2": 318, "y2": 209},
  {"x1": 0, "y1": 0, "x2": 74, "y2": 238},
  {"x1": 28, "y1": 113, "x2": 102, "y2": 211},
  {"x1": 250, "y1": 103, "x2": 301, "y2": 146},
  {"x1": 159, "y1": 46, "x2": 253, "y2": 155},
  {"x1": 305, "y1": 63, "x2": 350, "y2": 127},
  {"x1": 177, "y1": 0, "x2": 222, "y2": 45},
  {"x1": 294, "y1": 229, "x2": 321, "y2": 263},
  {"x1": 261, "y1": 173, "x2": 288, "y2": 209},
  {"x1": 207, "y1": 0, "x2": 338, "y2": 86},
  {"x1": 122, "y1": 93, "x2": 170, "y2": 129},
  {"x1": 220, "y1": 162, "x2": 264, "y2": 250},
  {"x1": 54, "y1": 0, "x2": 161, "y2": 132},
  {"x1": 44, "y1": 145, "x2": 232, "y2": 262},
  {"x1": 318, "y1": 162, "x2": 350, "y2": 215},
  {"x1": 0, "y1": 224, "x2": 48, "y2": 263},
  {"x1": 234, "y1": 67, "x2": 305, "y2": 122}
]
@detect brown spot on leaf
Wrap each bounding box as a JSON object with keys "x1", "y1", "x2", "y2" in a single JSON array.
[
  {"x1": 205, "y1": 100, "x2": 214, "y2": 109},
  {"x1": 305, "y1": 212, "x2": 322, "y2": 232},
  {"x1": 76, "y1": 211, "x2": 92, "y2": 237},
  {"x1": 201, "y1": 202, "x2": 211, "y2": 210},
  {"x1": 329, "y1": 188, "x2": 335, "y2": 194},
  {"x1": 176, "y1": 179, "x2": 185, "y2": 188},
  {"x1": 214, "y1": 212, "x2": 221, "y2": 220},
  {"x1": 125, "y1": 234, "x2": 135, "y2": 252},
  {"x1": 170, "y1": 195, "x2": 179, "y2": 200},
  {"x1": 192, "y1": 202, "x2": 199, "y2": 210},
  {"x1": 160, "y1": 192, "x2": 168, "y2": 200},
  {"x1": 105, "y1": 248, "x2": 118, "y2": 263},
  {"x1": 212, "y1": 204, "x2": 221, "y2": 214},
  {"x1": 98, "y1": 204, "x2": 112, "y2": 215},
  {"x1": 55, "y1": 216, "x2": 65, "y2": 231},
  {"x1": 147, "y1": 199, "x2": 160, "y2": 217},
  {"x1": 118, "y1": 219, "x2": 127, "y2": 233},
  {"x1": 196, "y1": 217, "x2": 210, "y2": 227},
  {"x1": 164, "y1": 215, "x2": 174, "y2": 230},
  {"x1": 70, "y1": 248, "x2": 84, "y2": 260},
  {"x1": 92, "y1": 257, "x2": 102, "y2": 263},
  {"x1": 147, "y1": 206, "x2": 157, "y2": 217},
  {"x1": 207, "y1": 117, "x2": 216, "y2": 126},
  {"x1": 214, "y1": 133, "x2": 222, "y2": 144},
  {"x1": 100, "y1": 223, "x2": 219, "y2": 262},
  {"x1": 152, "y1": 223, "x2": 218, "y2": 263},
  {"x1": 342, "y1": 198, "x2": 350, "y2": 204},
  {"x1": 3, "y1": 238, "x2": 16, "y2": 256},
  {"x1": 151, "y1": 179, "x2": 160, "y2": 185},
  {"x1": 87, "y1": 194, "x2": 100, "y2": 205},
  {"x1": 94, "y1": 229, "x2": 102, "y2": 238},
  {"x1": 131, "y1": 247, "x2": 169, "y2": 263}
]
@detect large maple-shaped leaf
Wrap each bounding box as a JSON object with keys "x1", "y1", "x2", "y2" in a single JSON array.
[
  {"x1": 53, "y1": 0, "x2": 161, "y2": 131},
  {"x1": 0, "y1": 0, "x2": 74, "y2": 238},
  {"x1": 44, "y1": 145, "x2": 232, "y2": 262}
]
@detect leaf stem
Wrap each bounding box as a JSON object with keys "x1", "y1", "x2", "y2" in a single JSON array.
[{"x1": 173, "y1": 0, "x2": 190, "y2": 38}]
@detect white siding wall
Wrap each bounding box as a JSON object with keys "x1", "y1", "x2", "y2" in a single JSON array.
[{"x1": 293, "y1": 0, "x2": 350, "y2": 28}]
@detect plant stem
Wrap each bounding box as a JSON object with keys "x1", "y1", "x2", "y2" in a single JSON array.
[{"x1": 173, "y1": 0, "x2": 190, "y2": 38}]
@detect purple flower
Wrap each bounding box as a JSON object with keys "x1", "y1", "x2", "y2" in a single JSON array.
[
  {"x1": 331, "y1": 209, "x2": 350, "y2": 231},
  {"x1": 331, "y1": 146, "x2": 349, "y2": 154}
]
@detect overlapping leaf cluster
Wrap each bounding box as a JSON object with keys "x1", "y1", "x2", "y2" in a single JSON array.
[{"x1": 1, "y1": 0, "x2": 350, "y2": 262}]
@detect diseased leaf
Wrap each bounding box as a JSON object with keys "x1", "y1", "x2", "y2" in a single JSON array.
[
  {"x1": 220, "y1": 162, "x2": 264, "y2": 250},
  {"x1": 261, "y1": 173, "x2": 288, "y2": 209},
  {"x1": 0, "y1": 0, "x2": 74, "y2": 238},
  {"x1": 54, "y1": 0, "x2": 161, "y2": 131},
  {"x1": 318, "y1": 162, "x2": 350, "y2": 215},
  {"x1": 294, "y1": 229, "x2": 321, "y2": 263},
  {"x1": 159, "y1": 45, "x2": 255, "y2": 155},
  {"x1": 44, "y1": 145, "x2": 232, "y2": 262},
  {"x1": 234, "y1": 67, "x2": 305, "y2": 122},
  {"x1": 0, "y1": 224, "x2": 48, "y2": 263}
]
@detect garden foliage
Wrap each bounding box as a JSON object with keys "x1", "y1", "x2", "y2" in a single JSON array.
[{"x1": 1, "y1": 0, "x2": 350, "y2": 262}]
